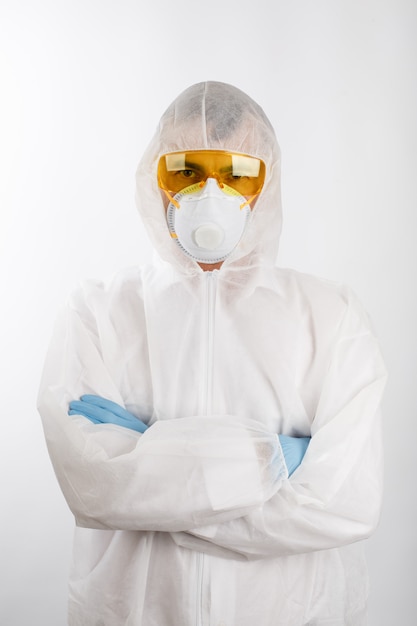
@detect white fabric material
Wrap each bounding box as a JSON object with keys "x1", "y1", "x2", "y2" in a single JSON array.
[
  {"x1": 167, "y1": 178, "x2": 251, "y2": 263},
  {"x1": 38, "y1": 81, "x2": 387, "y2": 625}
]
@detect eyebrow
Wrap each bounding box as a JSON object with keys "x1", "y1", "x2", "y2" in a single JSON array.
[
  {"x1": 182, "y1": 160, "x2": 207, "y2": 171},
  {"x1": 182, "y1": 160, "x2": 235, "y2": 175}
]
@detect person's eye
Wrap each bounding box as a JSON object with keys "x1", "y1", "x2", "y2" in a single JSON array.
[
  {"x1": 179, "y1": 169, "x2": 195, "y2": 178},
  {"x1": 226, "y1": 174, "x2": 247, "y2": 182}
]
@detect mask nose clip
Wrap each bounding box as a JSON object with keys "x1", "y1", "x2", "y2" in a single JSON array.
[{"x1": 199, "y1": 175, "x2": 224, "y2": 191}]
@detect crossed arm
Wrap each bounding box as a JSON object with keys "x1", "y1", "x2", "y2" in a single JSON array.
[{"x1": 69, "y1": 394, "x2": 310, "y2": 477}]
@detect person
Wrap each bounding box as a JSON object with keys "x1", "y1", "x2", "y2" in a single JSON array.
[{"x1": 38, "y1": 81, "x2": 387, "y2": 626}]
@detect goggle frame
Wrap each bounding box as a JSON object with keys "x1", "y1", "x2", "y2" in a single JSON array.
[{"x1": 157, "y1": 150, "x2": 266, "y2": 199}]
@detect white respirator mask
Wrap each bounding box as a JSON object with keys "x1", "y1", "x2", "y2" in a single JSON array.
[{"x1": 166, "y1": 178, "x2": 252, "y2": 264}]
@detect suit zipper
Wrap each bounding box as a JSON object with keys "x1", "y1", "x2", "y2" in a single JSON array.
[{"x1": 196, "y1": 270, "x2": 217, "y2": 626}]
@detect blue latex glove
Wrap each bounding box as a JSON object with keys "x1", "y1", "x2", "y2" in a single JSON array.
[
  {"x1": 278, "y1": 434, "x2": 311, "y2": 477},
  {"x1": 68, "y1": 395, "x2": 149, "y2": 434}
]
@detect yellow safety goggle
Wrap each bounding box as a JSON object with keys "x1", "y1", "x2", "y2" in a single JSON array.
[{"x1": 157, "y1": 150, "x2": 266, "y2": 201}]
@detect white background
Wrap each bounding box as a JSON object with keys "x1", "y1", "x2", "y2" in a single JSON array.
[{"x1": 0, "y1": 1, "x2": 416, "y2": 624}]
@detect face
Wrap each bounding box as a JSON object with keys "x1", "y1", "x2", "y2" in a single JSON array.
[{"x1": 157, "y1": 150, "x2": 266, "y2": 271}]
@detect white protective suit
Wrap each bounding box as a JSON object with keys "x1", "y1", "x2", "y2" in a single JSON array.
[{"x1": 38, "y1": 81, "x2": 387, "y2": 626}]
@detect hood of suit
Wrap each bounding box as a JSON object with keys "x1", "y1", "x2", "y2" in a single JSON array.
[{"x1": 135, "y1": 81, "x2": 282, "y2": 274}]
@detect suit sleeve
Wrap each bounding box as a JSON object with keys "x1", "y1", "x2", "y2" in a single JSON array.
[{"x1": 171, "y1": 290, "x2": 387, "y2": 558}]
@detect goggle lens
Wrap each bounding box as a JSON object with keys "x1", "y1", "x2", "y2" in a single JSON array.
[{"x1": 158, "y1": 150, "x2": 265, "y2": 197}]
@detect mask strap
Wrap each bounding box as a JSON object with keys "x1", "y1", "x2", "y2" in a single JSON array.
[
  {"x1": 240, "y1": 194, "x2": 258, "y2": 210},
  {"x1": 162, "y1": 188, "x2": 180, "y2": 209}
]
